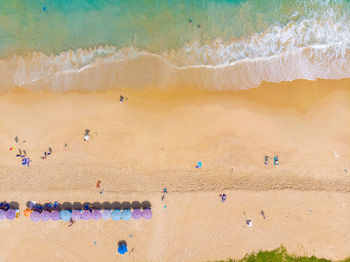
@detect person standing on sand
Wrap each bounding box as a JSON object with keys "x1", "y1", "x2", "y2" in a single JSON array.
[
  {"x1": 219, "y1": 193, "x2": 226, "y2": 202},
  {"x1": 68, "y1": 218, "x2": 74, "y2": 227},
  {"x1": 260, "y1": 210, "x2": 266, "y2": 219},
  {"x1": 84, "y1": 129, "x2": 90, "y2": 141},
  {"x1": 161, "y1": 189, "x2": 167, "y2": 201}
]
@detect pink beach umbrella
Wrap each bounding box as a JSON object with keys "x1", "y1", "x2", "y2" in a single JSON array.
[
  {"x1": 142, "y1": 209, "x2": 152, "y2": 220},
  {"x1": 0, "y1": 210, "x2": 6, "y2": 220},
  {"x1": 6, "y1": 210, "x2": 16, "y2": 220},
  {"x1": 41, "y1": 211, "x2": 51, "y2": 222},
  {"x1": 71, "y1": 210, "x2": 82, "y2": 221},
  {"x1": 81, "y1": 210, "x2": 91, "y2": 221},
  {"x1": 132, "y1": 209, "x2": 142, "y2": 220},
  {"x1": 101, "y1": 210, "x2": 111, "y2": 220},
  {"x1": 50, "y1": 211, "x2": 60, "y2": 221},
  {"x1": 91, "y1": 210, "x2": 101, "y2": 220},
  {"x1": 30, "y1": 211, "x2": 41, "y2": 222}
]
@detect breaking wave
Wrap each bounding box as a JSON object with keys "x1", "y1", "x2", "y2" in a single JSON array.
[{"x1": 1, "y1": 7, "x2": 350, "y2": 92}]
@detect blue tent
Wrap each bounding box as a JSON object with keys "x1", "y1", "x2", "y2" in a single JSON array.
[
  {"x1": 121, "y1": 210, "x2": 132, "y2": 221},
  {"x1": 111, "y1": 210, "x2": 121, "y2": 221},
  {"x1": 118, "y1": 244, "x2": 128, "y2": 254},
  {"x1": 60, "y1": 210, "x2": 71, "y2": 221}
]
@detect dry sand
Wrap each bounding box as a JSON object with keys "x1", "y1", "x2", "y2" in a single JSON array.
[{"x1": 0, "y1": 78, "x2": 350, "y2": 261}]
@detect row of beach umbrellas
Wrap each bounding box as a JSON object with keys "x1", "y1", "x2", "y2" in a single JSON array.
[
  {"x1": 0, "y1": 209, "x2": 17, "y2": 220},
  {"x1": 29, "y1": 209, "x2": 152, "y2": 222}
]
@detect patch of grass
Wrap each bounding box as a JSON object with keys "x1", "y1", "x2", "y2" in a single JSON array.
[{"x1": 211, "y1": 246, "x2": 350, "y2": 262}]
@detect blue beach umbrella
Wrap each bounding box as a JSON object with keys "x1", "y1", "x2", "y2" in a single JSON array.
[
  {"x1": 118, "y1": 244, "x2": 128, "y2": 255},
  {"x1": 121, "y1": 210, "x2": 132, "y2": 221},
  {"x1": 111, "y1": 210, "x2": 121, "y2": 221},
  {"x1": 0, "y1": 210, "x2": 6, "y2": 220},
  {"x1": 101, "y1": 210, "x2": 111, "y2": 220},
  {"x1": 60, "y1": 210, "x2": 71, "y2": 221}
]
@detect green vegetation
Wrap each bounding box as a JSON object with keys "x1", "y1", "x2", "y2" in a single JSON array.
[{"x1": 212, "y1": 246, "x2": 350, "y2": 262}]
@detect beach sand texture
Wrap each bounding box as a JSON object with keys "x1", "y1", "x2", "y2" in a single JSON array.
[{"x1": 1, "y1": 78, "x2": 350, "y2": 261}]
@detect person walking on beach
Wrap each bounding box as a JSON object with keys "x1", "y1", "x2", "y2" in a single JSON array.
[
  {"x1": 260, "y1": 210, "x2": 266, "y2": 219},
  {"x1": 244, "y1": 212, "x2": 252, "y2": 227},
  {"x1": 219, "y1": 193, "x2": 226, "y2": 202},
  {"x1": 161, "y1": 189, "x2": 167, "y2": 201},
  {"x1": 68, "y1": 218, "x2": 74, "y2": 227},
  {"x1": 84, "y1": 129, "x2": 90, "y2": 141}
]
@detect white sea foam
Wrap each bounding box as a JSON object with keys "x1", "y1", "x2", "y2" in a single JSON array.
[{"x1": 1, "y1": 8, "x2": 350, "y2": 92}]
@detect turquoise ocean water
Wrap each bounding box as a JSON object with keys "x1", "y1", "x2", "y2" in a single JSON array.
[{"x1": 0, "y1": 0, "x2": 349, "y2": 91}]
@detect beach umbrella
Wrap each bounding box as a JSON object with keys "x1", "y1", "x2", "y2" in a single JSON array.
[
  {"x1": 101, "y1": 210, "x2": 111, "y2": 220},
  {"x1": 71, "y1": 210, "x2": 82, "y2": 221},
  {"x1": 6, "y1": 210, "x2": 16, "y2": 220},
  {"x1": 91, "y1": 210, "x2": 101, "y2": 220},
  {"x1": 34, "y1": 204, "x2": 43, "y2": 212},
  {"x1": 28, "y1": 201, "x2": 35, "y2": 209},
  {"x1": 121, "y1": 210, "x2": 132, "y2": 221},
  {"x1": 41, "y1": 211, "x2": 51, "y2": 222},
  {"x1": 142, "y1": 209, "x2": 152, "y2": 220},
  {"x1": 60, "y1": 210, "x2": 71, "y2": 221},
  {"x1": 111, "y1": 210, "x2": 121, "y2": 221},
  {"x1": 24, "y1": 208, "x2": 32, "y2": 217},
  {"x1": 81, "y1": 210, "x2": 91, "y2": 221},
  {"x1": 118, "y1": 244, "x2": 128, "y2": 255},
  {"x1": 50, "y1": 211, "x2": 60, "y2": 221},
  {"x1": 132, "y1": 209, "x2": 142, "y2": 220},
  {"x1": 30, "y1": 211, "x2": 41, "y2": 222},
  {"x1": 4, "y1": 203, "x2": 10, "y2": 211},
  {"x1": 0, "y1": 210, "x2": 6, "y2": 220}
]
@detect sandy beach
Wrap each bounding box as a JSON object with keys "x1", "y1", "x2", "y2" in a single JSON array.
[{"x1": 1, "y1": 78, "x2": 350, "y2": 261}]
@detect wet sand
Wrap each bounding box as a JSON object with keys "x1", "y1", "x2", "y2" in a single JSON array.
[{"x1": 0, "y1": 78, "x2": 350, "y2": 261}]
